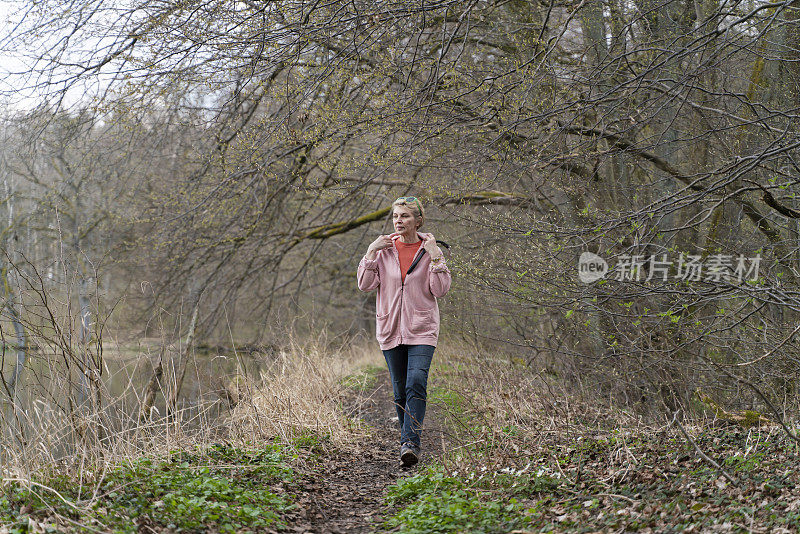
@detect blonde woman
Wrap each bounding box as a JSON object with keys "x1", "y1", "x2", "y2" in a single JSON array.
[{"x1": 356, "y1": 196, "x2": 452, "y2": 467}]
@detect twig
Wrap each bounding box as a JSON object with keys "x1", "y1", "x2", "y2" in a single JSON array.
[
  {"x1": 595, "y1": 492, "x2": 636, "y2": 504},
  {"x1": 669, "y1": 411, "x2": 738, "y2": 486},
  {"x1": 547, "y1": 448, "x2": 569, "y2": 482},
  {"x1": 2, "y1": 478, "x2": 83, "y2": 513},
  {"x1": 709, "y1": 361, "x2": 800, "y2": 443},
  {"x1": 734, "y1": 322, "x2": 800, "y2": 367}
]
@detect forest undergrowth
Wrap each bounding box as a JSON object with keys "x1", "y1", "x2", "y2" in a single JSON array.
[{"x1": 2, "y1": 334, "x2": 800, "y2": 533}]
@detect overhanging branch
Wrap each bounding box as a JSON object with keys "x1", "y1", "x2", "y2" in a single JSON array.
[
  {"x1": 562, "y1": 124, "x2": 785, "y2": 246},
  {"x1": 296, "y1": 190, "x2": 542, "y2": 242}
]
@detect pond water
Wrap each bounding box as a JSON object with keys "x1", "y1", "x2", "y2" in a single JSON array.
[{"x1": 0, "y1": 340, "x2": 272, "y2": 438}]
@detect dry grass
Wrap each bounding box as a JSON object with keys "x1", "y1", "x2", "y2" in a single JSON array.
[
  {"x1": 1, "y1": 327, "x2": 655, "y2": 482},
  {"x1": 226, "y1": 333, "x2": 384, "y2": 448},
  {"x1": 2, "y1": 323, "x2": 653, "y2": 481},
  {"x1": 1, "y1": 325, "x2": 385, "y2": 485},
  {"x1": 427, "y1": 336, "x2": 648, "y2": 471}
]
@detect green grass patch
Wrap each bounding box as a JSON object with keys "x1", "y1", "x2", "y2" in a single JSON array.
[
  {"x1": 1, "y1": 441, "x2": 302, "y2": 533},
  {"x1": 429, "y1": 359, "x2": 464, "y2": 376},
  {"x1": 428, "y1": 384, "x2": 483, "y2": 437},
  {"x1": 377, "y1": 426, "x2": 800, "y2": 533},
  {"x1": 383, "y1": 466, "x2": 534, "y2": 534},
  {"x1": 340, "y1": 363, "x2": 384, "y2": 392},
  {"x1": 429, "y1": 387, "x2": 466, "y2": 411}
]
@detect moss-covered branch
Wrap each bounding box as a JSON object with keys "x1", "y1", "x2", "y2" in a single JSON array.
[{"x1": 298, "y1": 190, "x2": 543, "y2": 242}]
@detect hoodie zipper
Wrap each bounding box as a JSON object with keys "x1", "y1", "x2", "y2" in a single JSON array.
[{"x1": 393, "y1": 235, "x2": 426, "y2": 345}]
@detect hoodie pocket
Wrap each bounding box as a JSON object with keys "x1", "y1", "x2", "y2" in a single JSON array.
[
  {"x1": 376, "y1": 311, "x2": 392, "y2": 339},
  {"x1": 408, "y1": 308, "x2": 434, "y2": 336}
]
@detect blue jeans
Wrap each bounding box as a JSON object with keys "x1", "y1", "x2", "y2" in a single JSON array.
[{"x1": 382, "y1": 344, "x2": 435, "y2": 448}]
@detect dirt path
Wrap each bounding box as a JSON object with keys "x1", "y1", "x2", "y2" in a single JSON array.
[{"x1": 282, "y1": 369, "x2": 449, "y2": 534}]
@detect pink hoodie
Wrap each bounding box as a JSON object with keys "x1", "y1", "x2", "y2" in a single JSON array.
[{"x1": 357, "y1": 231, "x2": 452, "y2": 350}]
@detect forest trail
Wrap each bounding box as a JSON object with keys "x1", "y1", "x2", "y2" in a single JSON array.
[{"x1": 282, "y1": 369, "x2": 450, "y2": 534}]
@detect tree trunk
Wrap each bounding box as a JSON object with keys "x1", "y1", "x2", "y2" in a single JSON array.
[
  {"x1": 1, "y1": 179, "x2": 26, "y2": 401},
  {"x1": 140, "y1": 345, "x2": 165, "y2": 422}
]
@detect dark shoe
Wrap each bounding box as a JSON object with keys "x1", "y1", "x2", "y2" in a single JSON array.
[{"x1": 400, "y1": 442, "x2": 419, "y2": 467}]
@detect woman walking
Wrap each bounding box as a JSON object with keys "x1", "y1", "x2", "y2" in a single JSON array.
[{"x1": 356, "y1": 197, "x2": 451, "y2": 467}]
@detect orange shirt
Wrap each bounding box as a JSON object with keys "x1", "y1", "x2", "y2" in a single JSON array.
[{"x1": 395, "y1": 238, "x2": 423, "y2": 283}]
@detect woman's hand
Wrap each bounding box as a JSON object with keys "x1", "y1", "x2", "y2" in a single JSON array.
[
  {"x1": 366, "y1": 232, "x2": 399, "y2": 259},
  {"x1": 422, "y1": 234, "x2": 443, "y2": 259}
]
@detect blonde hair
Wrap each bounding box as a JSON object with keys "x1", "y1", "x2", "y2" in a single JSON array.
[{"x1": 392, "y1": 197, "x2": 425, "y2": 229}]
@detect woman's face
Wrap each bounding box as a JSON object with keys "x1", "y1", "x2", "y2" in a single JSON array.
[{"x1": 393, "y1": 206, "x2": 419, "y2": 237}]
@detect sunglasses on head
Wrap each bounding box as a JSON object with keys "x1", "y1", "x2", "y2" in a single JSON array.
[
  {"x1": 395, "y1": 196, "x2": 422, "y2": 211},
  {"x1": 394, "y1": 197, "x2": 422, "y2": 229}
]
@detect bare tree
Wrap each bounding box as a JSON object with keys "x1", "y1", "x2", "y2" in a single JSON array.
[{"x1": 7, "y1": 0, "x2": 800, "y2": 425}]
